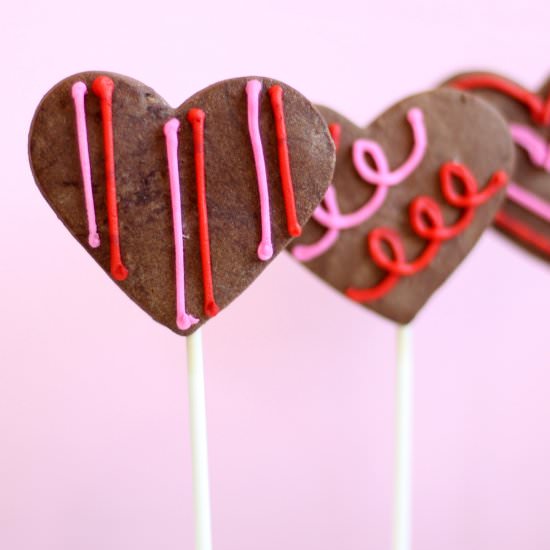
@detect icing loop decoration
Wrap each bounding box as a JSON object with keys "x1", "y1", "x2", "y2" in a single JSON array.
[
  {"x1": 316, "y1": 108, "x2": 427, "y2": 229},
  {"x1": 71, "y1": 81, "x2": 100, "y2": 249},
  {"x1": 294, "y1": 183, "x2": 341, "y2": 262},
  {"x1": 352, "y1": 108, "x2": 426, "y2": 189},
  {"x1": 187, "y1": 108, "x2": 220, "y2": 318},
  {"x1": 246, "y1": 79, "x2": 274, "y2": 261},
  {"x1": 346, "y1": 163, "x2": 508, "y2": 303},
  {"x1": 293, "y1": 108, "x2": 427, "y2": 261},
  {"x1": 163, "y1": 118, "x2": 199, "y2": 331},
  {"x1": 91, "y1": 76, "x2": 129, "y2": 281},
  {"x1": 292, "y1": 124, "x2": 341, "y2": 261}
]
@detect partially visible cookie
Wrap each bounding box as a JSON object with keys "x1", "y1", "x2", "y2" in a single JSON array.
[
  {"x1": 289, "y1": 88, "x2": 515, "y2": 324},
  {"x1": 444, "y1": 71, "x2": 550, "y2": 262},
  {"x1": 29, "y1": 72, "x2": 335, "y2": 335}
]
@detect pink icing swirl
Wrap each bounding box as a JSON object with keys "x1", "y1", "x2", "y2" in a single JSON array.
[{"x1": 293, "y1": 108, "x2": 427, "y2": 261}]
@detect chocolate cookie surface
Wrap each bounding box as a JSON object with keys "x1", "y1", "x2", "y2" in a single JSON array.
[
  {"x1": 289, "y1": 88, "x2": 515, "y2": 324},
  {"x1": 29, "y1": 72, "x2": 335, "y2": 335}
]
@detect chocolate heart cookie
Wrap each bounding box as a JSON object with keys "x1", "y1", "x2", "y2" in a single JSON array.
[
  {"x1": 289, "y1": 88, "x2": 515, "y2": 324},
  {"x1": 29, "y1": 72, "x2": 335, "y2": 335},
  {"x1": 445, "y1": 72, "x2": 550, "y2": 262}
]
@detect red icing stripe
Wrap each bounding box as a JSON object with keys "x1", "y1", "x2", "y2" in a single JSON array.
[
  {"x1": 450, "y1": 74, "x2": 550, "y2": 126},
  {"x1": 495, "y1": 210, "x2": 550, "y2": 256},
  {"x1": 187, "y1": 108, "x2": 220, "y2": 318},
  {"x1": 328, "y1": 123, "x2": 341, "y2": 151},
  {"x1": 346, "y1": 163, "x2": 508, "y2": 302},
  {"x1": 268, "y1": 85, "x2": 301, "y2": 237},
  {"x1": 91, "y1": 76, "x2": 128, "y2": 281}
]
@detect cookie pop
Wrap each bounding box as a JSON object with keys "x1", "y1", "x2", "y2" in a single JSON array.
[
  {"x1": 290, "y1": 88, "x2": 515, "y2": 550},
  {"x1": 29, "y1": 72, "x2": 335, "y2": 550}
]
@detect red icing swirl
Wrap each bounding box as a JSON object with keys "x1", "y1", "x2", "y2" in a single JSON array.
[{"x1": 346, "y1": 162, "x2": 508, "y2": 302}]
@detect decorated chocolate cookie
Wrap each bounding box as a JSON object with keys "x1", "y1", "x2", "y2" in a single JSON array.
[
  {"x1": 29, "y1": 72, "x2": 335, "y2": 335},
  {"x1": 289, "y1": 88, "x2": 515, "y2": 324},
  {"x1": 445, "y1": 72, "x2": 550, "y2": 262}
]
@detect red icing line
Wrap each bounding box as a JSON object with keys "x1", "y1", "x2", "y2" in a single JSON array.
[
  {"x1": 328, "y1": 123, "x2": 341, "y2": 150},
  {"x1": 91, "y1": 76, "x2": 128, "y2": 281},
  {"x1": 449, "y1": 74, "x2": 550, "y2": 126},
  {"x1": 268, "y1": 85, "x2": 301, "y2": 237},
  {"x1": 494, "y1": 210, "x2": 550, "y2": 256},
  {"x1": 187, "y1": 108, "x2": 220, "y2": 318},
  {"x1": 346, "y1": 163, "x2": 508, "y2": 302}
]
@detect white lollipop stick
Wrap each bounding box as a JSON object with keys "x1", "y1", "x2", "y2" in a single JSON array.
[
  {"x1": 393, "y1": 324, "x2": 414, "y2": 550},
  {"x1": 186, "y1": 328, "x2": 213, "y2": 550}
]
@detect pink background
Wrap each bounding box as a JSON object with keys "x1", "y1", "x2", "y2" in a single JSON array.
[{"x1": 1, "y1": 1, "x2": 549, "y2": 549}]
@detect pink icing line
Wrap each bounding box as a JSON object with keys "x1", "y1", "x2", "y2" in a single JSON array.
[
  {"x1": 293, "y1": 108, "x2": 427, "y2": 261},
  {"x1": 246, "y1": 79, "x2": 273, "y2": 261},
  {"x1": 508, "y1": 123, "x2": 550, "y2": 221},
  {"x1": 507, "y1": 182, "x2": 550, "y2": 222},
  {"x1": 510, "y1": 123, "x2": 550, "y2": 168},
  {"x1": 163, "y1": 118, "x2": 199, "y2": 331},
  {"x1": 71, "y1": 81, "x2": 100, "y2": 248}
]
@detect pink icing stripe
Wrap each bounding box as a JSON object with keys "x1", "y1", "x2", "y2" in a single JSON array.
[
  {"x1": 510, "y1": 123, "x2": 550, "y2": 167},
  {"x1": 246, "y1": 79, "x2": 273, "y2": 261},
  {"x1": 293, "y1": 108, "x2": 427, "y2": 262},
  {"x1": 71, "y1": 81, "x2": 100, "y2": 248},
  {"x1": 163, "y1": 118, "x2": 199, "y2": 331},
  {"x1": 507, "y1": 182, "x2": 550, "y2": 222},
  {"x1": 508, "y1": 123, "x2": 550, "y2": 221}
]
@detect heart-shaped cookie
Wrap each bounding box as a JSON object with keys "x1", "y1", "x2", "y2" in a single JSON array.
[
  {"x1": 445, "y1": 72, "x2": 550, "y2": 262},
  {"x1": 29, "y1": 72, "x2": 335, "y2": 335},
  {"x1": 289, "y1": 88, "x2": 515, "y2": 324}
]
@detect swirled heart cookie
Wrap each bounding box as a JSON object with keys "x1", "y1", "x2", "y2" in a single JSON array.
[{"x1": 290, "y1": 88, "x2": 515, "y2": 324}]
